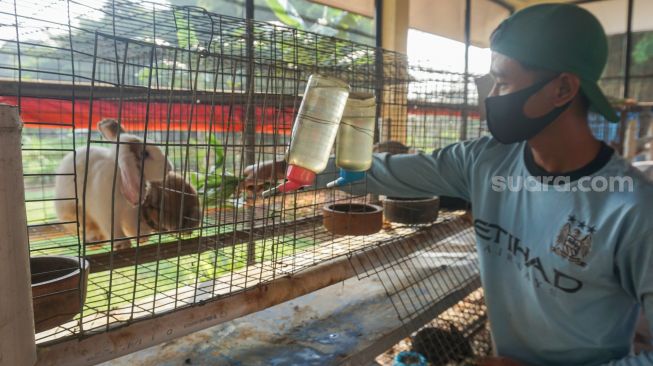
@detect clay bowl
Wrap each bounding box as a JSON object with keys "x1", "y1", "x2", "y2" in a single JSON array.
[
  {"x1": 383, "y1": 197, "x2": 440, "y2": 225},
  {"x1": 323, "y1": 203, "x2": 383, "y2": 236},
  {"x1": 31, "y1": 256, "x2": 89, "y2": 333}
]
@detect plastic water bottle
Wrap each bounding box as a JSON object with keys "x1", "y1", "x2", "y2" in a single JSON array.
[
  {"x1": 327, "y1": 93, "x2": 376, "y2": 188},
  {"x1": 266, "y1": 74, "x2": 350, "y2": 195}
]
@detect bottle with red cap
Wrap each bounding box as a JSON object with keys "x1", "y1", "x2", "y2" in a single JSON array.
[{"x1": 263, "y1": 74, "x2": 350, "y2": 196}]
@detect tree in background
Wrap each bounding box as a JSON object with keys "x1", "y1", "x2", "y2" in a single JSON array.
[{"x1": 257, "y1": 0, "x2": 374, "y2": 46}]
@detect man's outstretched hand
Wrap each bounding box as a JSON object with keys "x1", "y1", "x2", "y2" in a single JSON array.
[{"x1": 239, "y1": 160, "x2": 287, "y2": 196}]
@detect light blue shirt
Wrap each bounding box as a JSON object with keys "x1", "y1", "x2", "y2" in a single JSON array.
[{"x1": 318, "y1": 136, "x2": 653, "y2": 365}]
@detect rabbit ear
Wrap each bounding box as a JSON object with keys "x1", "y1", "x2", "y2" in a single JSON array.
[
  {"x1": 98, "y1": 119, "x2": 125, "y2": 141},
  {"x1": 118, "y1": 143, "x2": 146, "y2": 206}
]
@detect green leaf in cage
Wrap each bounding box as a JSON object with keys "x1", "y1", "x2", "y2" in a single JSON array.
[
  {"x1": 209, "y1": 133, "x2": 224, "y2": 168},
  {"x1": 199, "y1": 172, "x2": 241, "y2": 206}
]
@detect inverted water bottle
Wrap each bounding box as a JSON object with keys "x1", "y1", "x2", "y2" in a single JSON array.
[
  {"x1": 327, "y1": 93, "x2": 376, "y2": 188},
  {"x1": 264, "y1": 74, "x2": 350, "y2": 196}
]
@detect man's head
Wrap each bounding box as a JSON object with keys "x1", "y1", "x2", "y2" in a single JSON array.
[
  {"x1": 489, "y1": 53, "x2": 588, "y2": 120},
  {"x1": 485, "y1": 3, "x2": 618, "y2": 144}
]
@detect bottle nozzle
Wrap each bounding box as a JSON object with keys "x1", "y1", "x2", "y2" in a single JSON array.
[
  {"x1": 263, "y1": 164, "x2": 316, "y2": 196},
  {"x1": 326, "y1": 169, "x2": 366, "y2": 188}
]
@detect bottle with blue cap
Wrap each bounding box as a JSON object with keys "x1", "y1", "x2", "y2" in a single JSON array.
[{"x1": 327, "y1": 93, "x2": 376, "y2": 188}]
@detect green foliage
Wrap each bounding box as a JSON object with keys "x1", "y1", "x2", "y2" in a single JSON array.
[
  {"x1": 261, "y1": 0, "x2": 373, "y2": 43},
  {"x1": 81, "y1": 235, "x2": 316, "y2": 317},
  {"x1": 210, "y1": 133, "x2": 225, "y2": 168},
  {"x1": 174, "y1": 10, "x2": 200, "y2": 50},
  {"x1": 633, "y1": 33, "x2": 653, "y2": 64},
  {"x1": 189, "y1": 133, "x2": 242, "y2": 208},
  {"x1": 265, "y1": 0, "x2": 305, "y2": 29},
  {"x1": 257, "y1": 0, "x2": 375, "y2": 75}
]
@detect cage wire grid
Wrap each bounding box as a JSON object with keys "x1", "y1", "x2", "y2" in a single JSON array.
[
  {"x1": 1, "y1": 0, "x2": 643, "y2": 360},
  {"x1": 2, "y1": 0, "x2": 646, "y2": 363},
  {"x1": 0, "y1": 0, "x2": 492, "y2": 347},
  {"x1": 347, "y1": 212, "x2": 492, "y2": 365}
]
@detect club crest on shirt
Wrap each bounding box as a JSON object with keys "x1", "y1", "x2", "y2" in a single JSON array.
[{"x1": 551, "y1": 215, "x2": 594, "y2": 267}]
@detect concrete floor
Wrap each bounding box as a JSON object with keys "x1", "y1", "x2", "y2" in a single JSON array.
[{"x1": 102, "y1": 250, "x2": 479, "y2": 366}]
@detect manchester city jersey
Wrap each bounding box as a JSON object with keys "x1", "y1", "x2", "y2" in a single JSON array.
[{"x1": 318, "y1": 136, "x2": 653, "y2": 365}]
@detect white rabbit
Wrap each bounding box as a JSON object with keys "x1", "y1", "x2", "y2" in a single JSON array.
[{"x1": 54, "y1": 119, "x2": 173, "y2": 250}]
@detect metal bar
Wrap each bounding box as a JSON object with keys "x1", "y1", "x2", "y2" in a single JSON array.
[
  {"x1": 487, "y1": 0, "x2": 515, "y2": 13},
  {"x1": 22, "y1": 149, "x2": 75, "y2": 152},
  {"x1": 371, "y1": 0, "x2": 383, "y2": 205},
  {"x1": 12, "y1": 0, "x2": 21, "y2": 111},
  {"x1": 36, "y1": 217, "x2": 469, "y2": 366},
  {"x1": 571, "y1": 0, "x2": 609, "y2": 4},
  {"x1": 0, "y1": 80, "x2": 480, "y2": 111},
  {"x1": 624, "y1": 0, "x2": 634, "y2": 99},
  {"x1": 0, "y1": 80, "x2": 295, "y2": 104},
  {"x1": 23, "y1": 172, "x2": 74, "y2": 176},
  {"x1": 375, "y1": 0, "x2": 383, "y2": 50},
  {"x1": 244, "y1": 0, "x2": 257, "y2": 266},
  {"x1": 28, "y1": 221, "x2": 77, "y2": 228},
  {"x1": 459, "y1": 0, "x2": 471, "y2": 141},
  {"x1": 25, "y1": 197, "x2": 75, "y2": 203},
  {"x1": 243, "y1": 0, "x2": 256, "y2": 164},
  {"x1": 22, "y1": 122, "x2": 75, "y2": 127},
  {"x1": 374, "y1": 0, "x2": 383, "y2": 144}
]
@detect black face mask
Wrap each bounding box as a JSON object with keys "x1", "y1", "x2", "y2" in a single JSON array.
[{"x1": 485, "y1": 76, "x2": 572, "y2": 144}]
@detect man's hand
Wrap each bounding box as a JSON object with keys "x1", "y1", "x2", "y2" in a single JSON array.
[
  {"x1": 476, "y1": 356, "x2": 524, "y2": 366},
  {"x1": 239, "y1": 160, "x2": 287, "y2": 195}
]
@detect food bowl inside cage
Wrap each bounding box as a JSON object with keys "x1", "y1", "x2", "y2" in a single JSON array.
[
  {"x1": 31, "y1": 255, "x2": 90, "y2": 333},
  {"x1": 383, "y1": 197, "x2": 440, "y2": 225},
  {"x1": 323, "y1": 203, "x2": 383, "y2": 236}
]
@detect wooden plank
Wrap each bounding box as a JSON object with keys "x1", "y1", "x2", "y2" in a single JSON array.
[
  {"x1": 36, "y1": 217, "x2": 468, "y2": 366},
  {"x1": 0, "y1": 79, "x2": 296, "y2": 105},
  {"x1": 0, "y1": 80, "x2": 476, "y2": 111},
  {"x1": 0, "y1": 104, "x2": 37, "y2": 366}
]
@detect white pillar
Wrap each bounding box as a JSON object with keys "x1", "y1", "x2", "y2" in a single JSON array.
[
  {"x1": 379, "y1": 0, "x2": 409, "y2": 53},
  {"x1": 0, "y1": 104, "x2": 37, "y2": 365},
  {"x1": 624, "y1": 118, "x2": 638, "y2": 160}
]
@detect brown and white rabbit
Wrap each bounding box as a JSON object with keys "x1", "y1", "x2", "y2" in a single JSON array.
[
  {"x1": 54, "y1": 119, "x2": 173, "y2": 249},
  {"x1": 141, "y1": 172, "x2": 201, "y2": 236}
]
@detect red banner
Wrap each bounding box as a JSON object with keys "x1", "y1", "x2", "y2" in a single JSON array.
[
  {"x1": 0, "y1": 96, "x2": 295, "y2": 133},
  {"x1": 0, "y1": 96, "x2": 475, "y2": 133}
]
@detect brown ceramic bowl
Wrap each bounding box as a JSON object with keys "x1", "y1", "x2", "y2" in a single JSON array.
[
  {"x1": 383, "y1": 197, "x2": 440, "y2": 225},
  {"x1": 323, "y1": 203, "x2": 383, "y2": 236},
  {"x1": 31, "y1": 256, "x2": 89, "y2": 333}
]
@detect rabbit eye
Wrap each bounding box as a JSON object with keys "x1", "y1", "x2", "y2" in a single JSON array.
[{"x1": 142, "y1": 150, "x2": 150, "y2": 159}]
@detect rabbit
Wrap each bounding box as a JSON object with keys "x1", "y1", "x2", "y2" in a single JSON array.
[
  {"x1": 54, "y1": 118, "x2": 173, "y2": 250},
  {"x1": 141, "y1": 171, "x2": 201, "y2": 236}
]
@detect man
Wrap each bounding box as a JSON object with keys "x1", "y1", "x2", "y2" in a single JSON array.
[{"x1": 243, "y1": 4, "x2": 653, "y2": 365}]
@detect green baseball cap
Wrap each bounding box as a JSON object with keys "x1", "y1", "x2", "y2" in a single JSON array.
[{"x1": 490, "y1": 3, "x2": 619, "y2": 122}]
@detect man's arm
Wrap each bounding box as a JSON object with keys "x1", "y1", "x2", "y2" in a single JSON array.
[
  {"x1": 604, "y1": 229, "x2": 653, "y2": 365},
  {"x1": 315, "y1": 138, "x2": 486, "y2": 201}
]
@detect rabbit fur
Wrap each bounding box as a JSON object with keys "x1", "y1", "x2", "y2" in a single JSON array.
[
  {"x1": 141, "y1": 171, "x2": 201, "y2": 236},
  {"x1": 54, "y1": 119, "x2": 173, "y2": 249}
]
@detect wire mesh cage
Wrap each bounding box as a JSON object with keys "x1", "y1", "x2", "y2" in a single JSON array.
[
  {"x1": 1, "y1": 0, "x2": 489, "y2": 353},
  {"x1": 4, "y1": 1, "x2": 649, "y2": 365}
]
